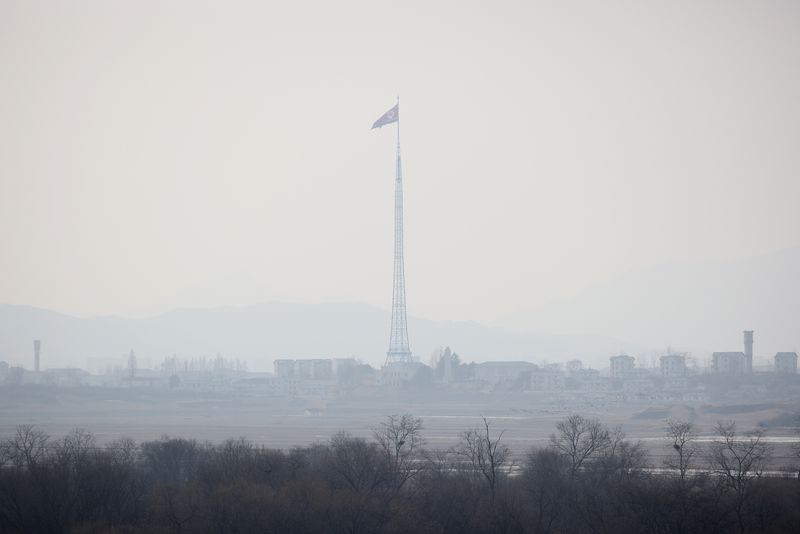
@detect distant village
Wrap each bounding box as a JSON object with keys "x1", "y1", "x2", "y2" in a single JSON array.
[{"x1": 1, "y1": 330, "x2": 798, "y2": 407}]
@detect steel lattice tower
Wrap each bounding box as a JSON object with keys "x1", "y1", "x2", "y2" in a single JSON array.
[{"x1": 386, "y1": 105, "x2": 412, "y2": 364}]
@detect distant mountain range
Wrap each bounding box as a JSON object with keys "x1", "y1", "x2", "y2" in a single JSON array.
[
  {"x1": 0, "y1": 303, "x2": 630, "y2": 372},
  {"x1": 1, "y1": 248, "x2": 797, "y2": 372},
  {"x1": 504, "y1": 247, "x2": 800, "y2": 363}
]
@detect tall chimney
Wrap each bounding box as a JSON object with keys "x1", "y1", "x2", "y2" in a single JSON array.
[
  {"x1": 33, "y1": 340, "x2": 41, "y2": 372},
  {"x1": 743, "y1": 330, "x2": 753, "y2": 372}
]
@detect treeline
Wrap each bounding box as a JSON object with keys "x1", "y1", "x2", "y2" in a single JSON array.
[{"x1": 0, "y1": 415, "x2": 798, "y2": 533}]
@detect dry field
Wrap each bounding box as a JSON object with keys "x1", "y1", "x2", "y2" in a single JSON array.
[{"x1": 1, "y1": 385, "x2": 798, "y2": 467}]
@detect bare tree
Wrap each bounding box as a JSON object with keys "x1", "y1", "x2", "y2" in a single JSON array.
[
  {"x1": 458, "y1": 417, "x2": 510, "y2": 501},
  {"x1": 707, "y1": 421, "x2": 772, "y2": 534},
  {"x1": 792, "y1": 412, "x2": 800, "y2": 474},
  {"x1": 326, "y1": 431, "x2": 389, "y2": 494},
  {"x1": 152, "y1": 484, "x2": 201, "y2": 533},
  {"x1": 549, "y1": 414, "x2": 610, "y2": 476},
  {"x1": 597, "y1": 426, "x2": 646, "y2": 478},
  {"x1": 4, "y1": 424, "x2": 50, "y2": 468},
  {"x1": 373, "y1": 414, "x2": 425, "y2": 491},
  {"x1": 605, "y1": 425, "x2": 627, "y2": 458},
  {"x1": 141, "y1": 436, "x2": 201, "y2": 485},
  {"x1": 522, "y1": 448, "x2": 569, "y2": 533},
  {"x1": 54, "y1": 428, "x2": 96, "y2": 465},
  {"x1": 665, "y1": 418, "x2": 699, "y2": 483},
  {"x1": 106, "y1": 437, "x2": 139, "y2": 467}
]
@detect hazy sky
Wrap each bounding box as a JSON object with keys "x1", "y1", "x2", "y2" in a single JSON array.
[{"x1": 1, "y1": 1, "x2": 799, "y2": 324}]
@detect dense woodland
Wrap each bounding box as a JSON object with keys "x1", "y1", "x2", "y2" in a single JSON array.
[{"x1": 0, "y1": 415, "x2": 798, "y2": 533}]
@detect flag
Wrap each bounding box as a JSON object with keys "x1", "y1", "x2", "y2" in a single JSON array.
[{"x1": 371, "y1": 104, "x2": 399, "y2": 129}]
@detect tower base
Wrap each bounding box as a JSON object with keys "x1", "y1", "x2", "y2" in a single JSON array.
[{"x1": 385, "y1": 350, "x2": 414, "y2": 365}]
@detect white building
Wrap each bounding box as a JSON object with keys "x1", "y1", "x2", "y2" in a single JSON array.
[
  {"x1": 660, "y1": 353, "x2": 687, "y2": 377},
  {"x1": 529, "y1": 368, "x2": 565, "y2": 391},
  {"x1": 774, "y1": 352, "x2": 798, "y2": 374},
  {"x1": 274, "y1": 359, "x2": 295, "y2": 378},
  {"x1": 381, "y1": 361, "x2": 427, "y2": 387},
  {"x1": 712, "y1": 352, "x2": 746, "y2": 374},
  {"x1": 609, "y1": 355, "x2": 635, "y2": 379},
  {"x1": 566, "y1": 360, "x2": 583, "y2": 374},
  {"x1": 474, "y1": 361, "x2": 536, "y2": 385},
  {"x1": 274, "y1": 358, "x2": 337, "y2": 380}
]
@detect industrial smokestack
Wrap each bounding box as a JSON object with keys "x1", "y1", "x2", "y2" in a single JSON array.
[
  {"x1": 33, "y1": 340, "x2": 41, "y2": 372},
  {"x1": 743, "y1": 330, "x2": 753, "y2": 372}
]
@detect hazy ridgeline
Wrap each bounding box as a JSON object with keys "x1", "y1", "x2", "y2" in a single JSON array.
[{"x1": 0, "y1": 415, "x2": 797, "y2": 534}]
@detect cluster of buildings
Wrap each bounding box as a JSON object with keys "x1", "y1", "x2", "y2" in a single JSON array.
[
  {"x1": 711, "y1": 330, "x2": 798, "y2": 375},
  {"x1": 1, "y1": 331, "x2": 798, "y2": 407},
  {"x1": 272, "y1": 358, "x2": 359, "y2": 381},
  {"x1": 375, "y1": 331, "x2": 799, "y2": 404}
]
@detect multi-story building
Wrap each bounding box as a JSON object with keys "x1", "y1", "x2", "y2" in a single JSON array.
[
  {"x1": 774, "y1": 352, "x2": 798, "y2": 374},
  {"x1": 566, "y1": 360, "x2": 583, "y2": 374},
  {"x1": 311, "y1": 359, "x2": 333, "y2": 380},
  {"x1": 295, "y1": 360, "x2": 314, "y2": 379},
  {"x1": 381, "y1": 361, "x2": 426, "y2": 387},
  {"x1": 713, "y1": 331, "x2": 754, "y2": 374},
  {"x1": 529, "y1": 368, "x2": 565, "y2": 391},
  {"x1": 274, "y1": 359, "x2": 295, "y2": 378},
  {"x1": 609, "y1": 355, "x2": 635, "y2": 379},
  {"x1": 332, "y1": 358, "x2": 357, "y2": 375},
  {"x1": 660, "y1": 353, "x2": 687, "y2": 377}
]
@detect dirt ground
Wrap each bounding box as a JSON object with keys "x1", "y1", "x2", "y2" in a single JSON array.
[{"x1": 1, "y1": 385, "x2": 798, "y2": 467}]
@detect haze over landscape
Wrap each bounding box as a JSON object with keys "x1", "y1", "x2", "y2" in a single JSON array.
[
  {"x1": 1, "y1": 3, "x2": 798, "y2": 315},
  {"x1": 2, "y1": 1, "x2": 799, "y2": 369},
  {"x1": 1, "y1": 244, "x2": 798, "y2": 370},
  {"x1": 1, "y1": 2, "x2": 800, "y2": 533}
]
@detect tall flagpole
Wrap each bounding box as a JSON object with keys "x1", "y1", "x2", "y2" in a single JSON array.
[
  {"x1": 386, "y1": 96, "x2": 412, "y2": 364},
  {"x1": 396, "y1": 95, "x2": 400, "y2": 151}
]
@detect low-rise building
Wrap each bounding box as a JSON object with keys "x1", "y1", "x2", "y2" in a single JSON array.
[
  {"x1": 42, "y1": 368, "x2": 91, "y2": 387},
  {"x1": 381, "y1": 361, "x2": 427, "y2": 387},
  {"x1": 623, "y1": 378, "x2": 656, "y2": 395},
  {"x1": 474, "y1": 361, "x2": 536, "y2": 385},
  {"x1": 663, "y1": 377, "x2": 689, "y2": 392},
  {"x1": 274, "y1": 358, "x2": 339, "y2": 380},
  {"x1": 580, "y1": 377, "x2": 611, "y2": 392},
  {"x1": 712, "y1": 352, "x2": 746, "y2": 374}
]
